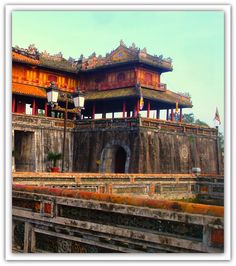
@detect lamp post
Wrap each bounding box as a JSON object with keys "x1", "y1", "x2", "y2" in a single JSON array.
[{"x1": 46, "y1": 81, "x2": 85, "y2": 172}]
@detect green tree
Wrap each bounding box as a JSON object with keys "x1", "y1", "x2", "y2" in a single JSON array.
[
  {"x1": 194, "y1": 119, "x2": 209, "y2": 127},
  {"x1": 182, "y1": 113, "x2": 195, "y2": 123},
  {"x1": 218, "y1": 132, "x2": 224, "y2": 153}
]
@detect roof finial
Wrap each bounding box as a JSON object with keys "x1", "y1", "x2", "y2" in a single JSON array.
[
  {"x1": 131, "y1": 42, "x2": 136, "y2": 49},
  {"x1": 120, "y1": 39, "x2": 126, "y2": 46}
]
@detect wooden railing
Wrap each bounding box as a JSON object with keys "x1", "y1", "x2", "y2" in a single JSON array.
[{"x1": 12, "y1": 184, "x2": 224, "y2": 253}]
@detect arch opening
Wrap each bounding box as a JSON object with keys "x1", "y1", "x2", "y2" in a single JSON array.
[{"x1": 100, "y1": 143, "x2": 130, "y2": 173}]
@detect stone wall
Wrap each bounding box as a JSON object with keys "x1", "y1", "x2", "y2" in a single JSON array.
[
  {"x1": 12, "y1": 114, "x2": 223, "y2": 174},
  {"x1": 138, "y1": 128, "x2": 220, "y2": 174},
  {"x1": 12, "y1": 114, "x2": 74, "y2": 172},
  {"x1": 73, "y1": 127, "x2": 222, "y2": 174}
]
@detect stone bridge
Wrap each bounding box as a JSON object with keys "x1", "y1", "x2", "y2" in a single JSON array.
[{"x1": 12, "y1": 181, "x2": 224, "y2": 253}]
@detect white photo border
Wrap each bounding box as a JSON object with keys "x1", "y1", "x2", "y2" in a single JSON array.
[{"x1": 4, "y1": 2, "x2": 231, "y2": 262}]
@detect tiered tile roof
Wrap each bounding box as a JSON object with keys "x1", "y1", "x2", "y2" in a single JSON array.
[{"x1": 12, "y1": 82, "x2": 46, "y2": 98}]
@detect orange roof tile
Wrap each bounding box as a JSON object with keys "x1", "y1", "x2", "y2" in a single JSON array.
[
  {"x1": 12, "y1": 82, "x2": 46, "y2": 98},
  {"x1": 12, "y1": 51, "x2": 40, "y2": 65}
]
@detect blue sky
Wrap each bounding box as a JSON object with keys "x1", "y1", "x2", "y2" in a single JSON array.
[{"x1": 12, "y1": 11, "x2": 224, "y2": 129}]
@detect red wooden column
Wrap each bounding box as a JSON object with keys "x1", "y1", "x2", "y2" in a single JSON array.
[
  {"x1": 102, "y1": 105, "x2": 106, "y2": 119},
  {"x1": 136, "y1": 99, "x2": 140, "y2": 115},
  {"x1": 32, "y1": 99, "x2": 38, "y2": 115},
  {"x1": 45, "y1": 102, "x2": 48, "y2": 117},
  {"x1": 179, "y1": 108, "x2": 183, "y2": 122},
  {"x1": 12, "y1": 95, "x2": 16, "y2": 113},
  {"x1": 92, "y1": 103, "x2": 96, "y2": 119},
  {"x1": 166, "y1": 109, "x2": 169, "y2": 120},
  {"x1": 147, "y1": 100, "x2": 150, "y2": 118},
  {"x1": 122, "y1": 101, "x2": 126, "y2": 118},
  {"x1": 171, "y1": 109, "x2": 174, "y2": 121},
  {"x1": 127, "y1": 110, "x2": 130, "y2": 118},
  {"x1": 133, "y1": 105, "x2": 137, "y2": 118},
  {"x1": 156, "y1": 109, "x2": 160, "y2": 119}
]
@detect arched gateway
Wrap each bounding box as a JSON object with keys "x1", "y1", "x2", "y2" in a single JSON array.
[{"x1": 99, "y1": 142, "x2": 130, "y2": 173}]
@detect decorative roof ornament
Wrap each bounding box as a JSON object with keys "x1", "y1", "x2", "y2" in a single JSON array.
[
  {"x1": 89, "y1": 52, "x2": 96, "y2": 58},
  {"x1": 27, "y1": 44, "x2": 38, "y2": 55},
  {"x1": 139, "y1": 47, "x2": 147, "y2": 58},
  {"x1": 142, "y1": 47, "x2": 147, "y2": 54},
  {"x1": 131, "y1": 42, "x2": 136, "y2": 49},
  {"x1": 79, "y1": 54, "x2": 84, "y2": 60},
  {"x1": 120, "y1": 39, "x2": 126, "y2": 47},
  {"x1": 166, "y1": 57, "x2": 173, "y2": 63},
  {"x1": 68, "y1": 56, "x2": 75, "y2": 63}
]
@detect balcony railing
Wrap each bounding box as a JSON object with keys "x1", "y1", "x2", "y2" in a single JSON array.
[
  {"x1": 12, "y1": 113, "x2": 217, "y2": 137},
  {"x1": 12, "y1": 113, "x2": 75, "y2": 129},
  {"x1": 75, "y1": 117, "x2": 217, "y2": 137}
]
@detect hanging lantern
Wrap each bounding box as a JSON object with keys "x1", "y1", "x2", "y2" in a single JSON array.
[
  {"x1": 46, "y1": 81, "x2": 59, "y2": 105},
  {"x1": 73, "y1": 88, "x2": 85, "y2": 109}
]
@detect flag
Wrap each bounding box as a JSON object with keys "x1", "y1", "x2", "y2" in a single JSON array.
[
  {"x1": 214, "y1": 107, "x2": 221, "y2": 125},
  {"x1": 139, "y1": 94, "x2": 144, "y2": 111}
]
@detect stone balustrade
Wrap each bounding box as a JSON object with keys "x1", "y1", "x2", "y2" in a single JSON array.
[
  {"x1": 12, "y1": 113, "x2": 217, "y2": 137},
  {"x1": 12, "y1": 172, "x2": 224, "y2": 203},
  {"x1": 12, "y1": 184, "x2": 224, "y2": 253},
  {"x1": 12, "y1": 113, "x2": 75, "y2": 129}
]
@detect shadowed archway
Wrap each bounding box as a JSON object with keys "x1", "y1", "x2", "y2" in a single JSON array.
[{"x1": 99, "y1": 142, "x2": 130, "y2": 173}]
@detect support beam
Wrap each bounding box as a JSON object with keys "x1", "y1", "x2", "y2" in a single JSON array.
[
  {"x1": 180, "y1": 108, "x2": 183, "y2": 122},
  {"x1": 12, "y1": 95, "x2": 16, "y2": 113},
  {"x1": 92, "y1": 103, "x2": 96, "y2": 119},
  {"x1": 45, "y1": 102, "x2": 48, "y2": 117},
  {"x1": 32, "y1": 99, "x2": 37, "y2": 116},
  {"x1": 156, "y1": 109, "x2": 160, "y2": 119},
  {"x1": 147, "y1": 101, "x2": 150, "y2": 118},
  {"x1": 166, "y1": 109, "x2": 169, "y2": 120},
  {"x1": 102, "y1": 111, "x2": 106, "y2": 119},
  {"x1": 171, "y1": 109, "x2": 174, "y2": 121},
  {"x1": 122, "y1": 101, "x2": 126, "y2": 118},
  {"x1": 24, "y1": 222, "x2": 33, "y2": 253},
  {"x1": 136, "y1": 99, "x2": 140, "y2": 115}
]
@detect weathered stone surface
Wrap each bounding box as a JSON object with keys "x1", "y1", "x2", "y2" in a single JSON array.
[
  {"x1": 12, "y1": 185, "x2": 224, "y2": 253},
  {"x1": 73, "y1": 127, "x2": 222, "y2": 174},
  {"x1": 13, "y1": 114, "x2": 74, "y2": 172},
  {"x1": 12, "y1": 114, "x2": 223, "y2": 174}
]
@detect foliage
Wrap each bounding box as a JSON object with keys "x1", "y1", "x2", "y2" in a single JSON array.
[
  {"x1": 38, "y1": 109, "x2": 45, "y2": 117},
  {"x1": 12, "y1": 150, "x2": 20, "y2": 159},
  {"x1": 182, "y1": 113, "x2": 209, "y2": 127},
  {"x1": 47, "y1": 151, "x2": 62, "y2": 167},
  {"x1": 182, "y1": 113, "x2": 195, "y2": 124},
  {"x1": 218, "y1": 132, "x2": 224, "y2": 153},
  {"x1": 194, "y1": 119, "x2": 209, "y2": 127}
]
